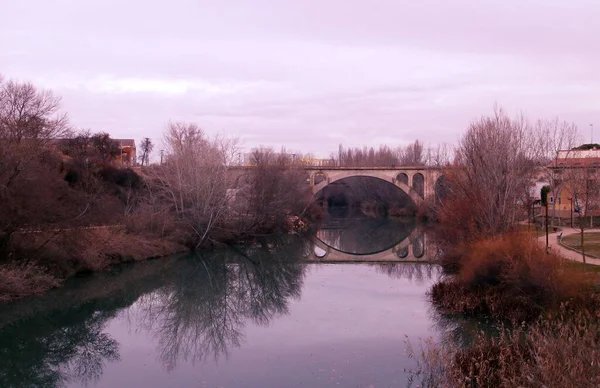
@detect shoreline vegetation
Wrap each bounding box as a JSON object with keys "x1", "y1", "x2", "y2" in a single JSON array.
[
  {"x1": 409, "y1": 109, "x2": 600, "y2": 387},
  {"x1": 0, "y1": 75, "x2": 434, "y2": 303},
  {"x1": 0, "y1": 77, "x2": 323, "y2": 303}
]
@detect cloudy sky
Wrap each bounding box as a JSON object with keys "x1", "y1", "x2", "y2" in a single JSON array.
[{"x1": 2, "y1": 0, "x2": 599, "y2": 157}]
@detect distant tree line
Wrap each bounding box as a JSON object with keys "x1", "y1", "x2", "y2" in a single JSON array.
[{"x1": 328, "y1": 140, "x2": 452, "y2": 167}]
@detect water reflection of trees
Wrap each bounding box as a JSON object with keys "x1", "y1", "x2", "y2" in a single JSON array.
[
  {"x1": 428, "y1": 306, "x2": 501, "y2": 349},
  {"x1": 127, "y1": 237, "x2": 308, "y2": 371},
  {"x1": 0, "y1": 303, "x2": 122, "y2": 387},
  {"x1": 0, "y1": 235, "x2": 308, "y2": 386},
  {"x1": 372, "y1": 263, "x2": 442, "y2": 284}
]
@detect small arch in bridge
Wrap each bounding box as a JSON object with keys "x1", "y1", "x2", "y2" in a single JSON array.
[
  {"x1": 313, "y1": 172, "x2": 327, "y2": 186},
  {"x1": 396, "y1": 246, "x2": 409, "y2": 259},
  {"x1": 314, "y1": 245, "x2": 328, "y2": 258},
  {"x1": 413, "y1": 173, "x2": 424, "y2": 198},
  {"x1": 396, "y1": 173, "x2": 409, "y2": 185},
  {"x1": 411, "y1": 236, "x2": 425, "y2": 259}
]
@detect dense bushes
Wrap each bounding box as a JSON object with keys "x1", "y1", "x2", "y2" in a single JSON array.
[
  {"x1": 407, "y1": 308, "x2": 600, "y2": 387},
  {"x1": 430, "y1": 232, "x2": 598, "y2": 321}
]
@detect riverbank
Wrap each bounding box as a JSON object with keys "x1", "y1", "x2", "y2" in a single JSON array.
[
  {"x1": 0, "y1": 213, "x2": 317, "y2": 304},
  {"x1": 0, "y1": 228, "x2": 186, "y2": 303},
  {"x1": 417, "y1": 230, "x2": 600, "y2": 386}
]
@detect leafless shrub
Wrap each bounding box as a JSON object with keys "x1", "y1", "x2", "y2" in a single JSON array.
[
  {"x1": 407, "y1": 307, "x2": 600, "y2": 387},
  {"x1": 231, "y1": 147, "x2": 312, "y2": 235},
  {"x1": 0, "y1": 262, "x2": 60, "y2": 302},
  {"x1": 146, "y1": 122, "x2": 235, "y2": 249},
  {"x1": 429, "y1": 232, "x2": 598, "y2": 322},
  {"x1": 435, "y1": 108, "x2": 542, "y2": 255}
]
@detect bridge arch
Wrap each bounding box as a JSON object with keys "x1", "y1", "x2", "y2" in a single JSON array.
[
  {"x1": 396, "y1": 173, "x2": 409, "y2": 185},
  {"x1": 412, "y1": 173, "x2": 424, "y2": 198},
  {"x1": 311, "y1": 170, "x2": 424, "y2": 206}
]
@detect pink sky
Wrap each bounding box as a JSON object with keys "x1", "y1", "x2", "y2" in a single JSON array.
[{"x1": 2, "y1": 0, "x2": 599, "y2": 156}]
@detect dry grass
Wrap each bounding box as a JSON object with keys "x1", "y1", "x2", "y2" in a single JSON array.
[
  {"x1": 407, "y1": 308, "x2": 600, "y2": 387},
  {"x1": 0, "y1": 228, "x2": 184, "y2": 303},
  {"x1": 0, "y1": 263, "x2": 60, "y2": 303},
  {"x1": 562, "y1": 232, "x2": 600, "y2": 258},
  {"x1": 430, "y1": 232, "x2": 599, "y2": 321}
]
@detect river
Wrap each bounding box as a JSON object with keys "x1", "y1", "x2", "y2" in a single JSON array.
[{"x1": 0, "y1": 217, "x2": 477, "y2": 387}]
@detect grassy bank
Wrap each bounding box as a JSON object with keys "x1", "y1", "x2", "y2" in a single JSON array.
[
  {"x1": 416, "y1": 231, "x2": 600, "y2": 387},
  {"x1": 0, "y1": 228, "x2": 185, "y2": 303},
  {"x1": 408, "y1": 307, "x2": 600, "y2": 387},
  {"x1": 430, "y1": 232, "x2": 600, "y2": 322},
  {"x1": 562, "y1": 232, "x2": 600, "y2": 258}
]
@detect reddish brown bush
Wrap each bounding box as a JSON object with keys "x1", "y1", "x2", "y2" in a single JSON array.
[
  {"x1": 430, "y1": 233, "x2": 599, "y2": 321},
  {"x1": 0, "y1": 263, "x2": 60, "y2": 302},
  {"x1": 407, "y1": 308, "x2": 600, "y2": 387}
]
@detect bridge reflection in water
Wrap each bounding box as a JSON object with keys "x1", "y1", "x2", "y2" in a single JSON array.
[{"x1": 307, "y1": 216, "x2": 436, "y2": 262}]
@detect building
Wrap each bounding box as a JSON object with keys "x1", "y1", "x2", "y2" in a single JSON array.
[
  {"x1": 49, "y1": 137, "x2": 137, "y2": 167},
  {"x1": 547, "y1": 145, "x2": 600, "y2": 220},
  {"x1": 113, "y1": 139, "x2": 137, "y2": 166}
]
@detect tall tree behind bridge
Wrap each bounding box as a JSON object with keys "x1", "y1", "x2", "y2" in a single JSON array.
[
  {"x1": 333, "y1": 141, "x2": 427, "y2": 167},
  {"x1": 398, "y1": 139, "x2": 424, "y2": 166},
  {"x1": 139, "y1": 137, "x2": 154, "y2": 166}
]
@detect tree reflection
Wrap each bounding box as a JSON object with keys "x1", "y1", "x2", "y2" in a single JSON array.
[
  {"x1": 427, "y1": 306, "x2": 500, "y2": 349},
  {"x1": 0, "y1": 305, "x2": 121, "y2": 387},
  {"x1": 0, "y1": 236, "x2": 309, "y2": 385},
  {"x1": 128, "y1": 236, "x2": 307, "y2": 371},
  {"x1": 372, "y1": 263, "x2": 442, "y2": 284}
]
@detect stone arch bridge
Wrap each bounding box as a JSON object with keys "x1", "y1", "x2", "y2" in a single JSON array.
[
  {"x1": 305, "y1": 167, "x2": 443, "y2": 205},
  {"x1": 227, "y1": 166, "x2": 444, "y2": 205}
]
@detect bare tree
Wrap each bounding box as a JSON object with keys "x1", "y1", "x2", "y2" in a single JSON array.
[
  {"x1": 0, "y1": 77, "x2": 69, "y2": 146},
  {"x1": 232, "y1": 147, "x2": 310, "y2": 234},
  {"x1": 0, "y1": 78, "x2": 73, "y2": 256},
  {"x1": 399, "y1": 140, "x2": 425, "y2": 166},
  {"x1": 425, "y1": 143, "x2": 453, "y2": 167},
  {"x1": 331, "y1": 141, "x2": 427, "y2": 167},
  {"x1": 90, "y1": 132, "x2": 120, "y2": 163},
  {"x1": 147, "y1": 122, "x2": 232, "y2": 249},
  {"x1": 138, "y1": 137, "x2": 154, "y2": 166},
  {"x1": 537, "y1": 118, "x2": 580, "y2": 227},
  {"x1": 439, "y1": 107, "x2": 540, "y2": 241}
]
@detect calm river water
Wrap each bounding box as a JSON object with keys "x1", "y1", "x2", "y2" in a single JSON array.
[{"x1": 0, "y1": 217, "x2": 478, "y2": 388}]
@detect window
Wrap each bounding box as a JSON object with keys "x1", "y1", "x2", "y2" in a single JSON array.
[{"x1": 549, "y1": 196, "x2": 554, "y2": 204}]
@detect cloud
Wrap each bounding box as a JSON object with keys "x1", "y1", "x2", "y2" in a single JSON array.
[{"x1": 1, "y1": 0, "x2": 599, "y2": 156}]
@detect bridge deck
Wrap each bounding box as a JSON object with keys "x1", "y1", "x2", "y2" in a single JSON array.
[{"x1": 228, "y1": 165, "x2": 441, "y2": 171}]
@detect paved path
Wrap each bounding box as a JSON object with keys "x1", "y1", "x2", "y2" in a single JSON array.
[{"x1": 538, "y1": 227, "x2": 600, "y2": 266}]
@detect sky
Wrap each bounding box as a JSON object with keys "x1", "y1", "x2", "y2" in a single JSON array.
[{"x1": 2, "y1": 0, "x2": 599, "y2": 157}]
